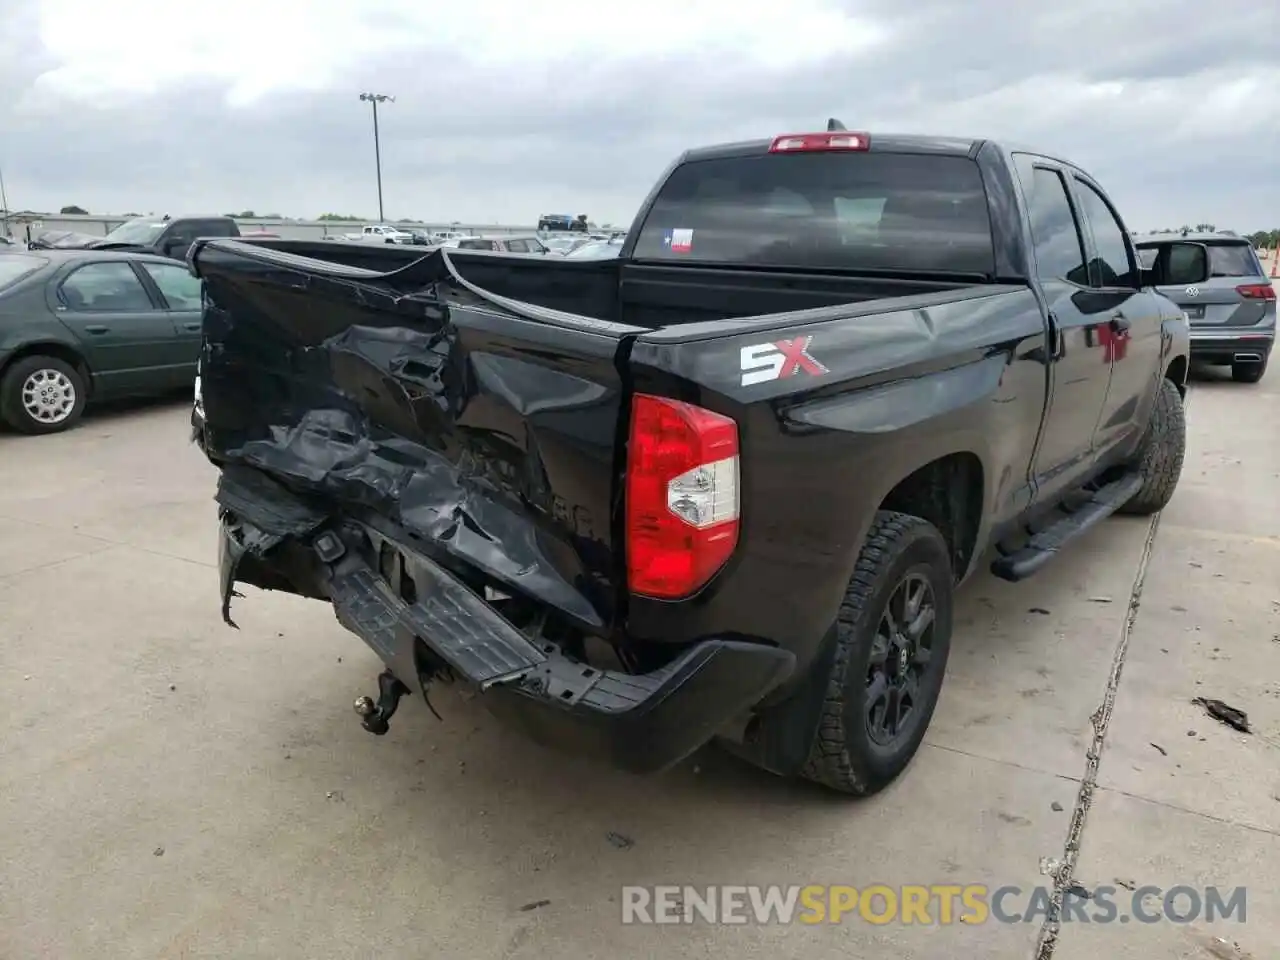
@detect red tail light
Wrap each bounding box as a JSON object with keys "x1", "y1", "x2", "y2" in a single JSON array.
[
  {"x1": 768, "y1": 132, "x2": 870, "y2": 154},
  {"x1": 1236, "y1": 283, "x2": 1276, "y2": 301},
  {"x1": 626, "y1": 395, "x2": 740, "y2": 600}
]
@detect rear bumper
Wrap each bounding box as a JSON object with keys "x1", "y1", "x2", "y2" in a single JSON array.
[
  {"x1": 216, "y1": 500, "x2": 794, "y2": 774},
  {"x1": 1189, "y1": 328, "x2": 1273, "y2": 364}
]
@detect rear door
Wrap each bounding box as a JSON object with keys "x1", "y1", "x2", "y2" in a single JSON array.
[
  {"x1": 1068, "y1": 173, "x2": 1164, "y2": 457},
  {"x1": 1011, "y1": 156, "x2": 1113, "y2": 501},
  {"x1": 136, "y1": 259, "x2": 204, "y2": 383},
  {"x1": 50, "y1": 259, "x2": 183, "y2": 396},
  {"x1": 1144, "y1": 240, "x2": 1271, "y2": 328}
]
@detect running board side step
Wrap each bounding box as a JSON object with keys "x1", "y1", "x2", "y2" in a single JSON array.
[{"x1": 989, "y1": 473, "x2": 1145, "y2": 582}]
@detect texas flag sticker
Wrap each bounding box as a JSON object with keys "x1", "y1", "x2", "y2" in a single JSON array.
[{"x1": 662, "y1": 228, "x2": 694, "y2": 253}]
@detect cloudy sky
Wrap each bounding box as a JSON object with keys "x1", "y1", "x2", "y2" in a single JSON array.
[{"x1": 2, "y1": 0, "x2": 1277, "y2": 230}]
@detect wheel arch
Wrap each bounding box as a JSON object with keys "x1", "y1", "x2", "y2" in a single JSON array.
[
  {"x1": 1165, "y1": 354, "x2": 1189, "y2": 397},
  {"x1": 0, "y1": 341, "x2": 94, "y2": 397},
  {"x1": 877, "y1": 451, "x2": 986, "y2": 583}
]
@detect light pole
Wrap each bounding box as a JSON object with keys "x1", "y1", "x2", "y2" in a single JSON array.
[
  {"x1": 358, "y1": 92, "x2": 394, "y2": 222},
  {"x1": 0, "y1": 163, "x2": 10, "y2": 238}
]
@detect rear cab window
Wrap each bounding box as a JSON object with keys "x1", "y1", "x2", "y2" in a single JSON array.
[{"x1": 632, "y1": 150, "x2": 996, "y2": 275}]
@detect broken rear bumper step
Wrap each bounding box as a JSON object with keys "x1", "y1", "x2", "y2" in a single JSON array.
[{"x1": 218, "y1": 514, "x2": 795, "y2": 775}]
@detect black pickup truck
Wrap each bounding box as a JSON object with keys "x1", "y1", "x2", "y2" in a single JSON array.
[
  {"x1": 190, "y1": 127, "x2": 1208, "y2": 795},
  {"x1": 87, "y1": 214, "x2": 240, "y2": 259}
]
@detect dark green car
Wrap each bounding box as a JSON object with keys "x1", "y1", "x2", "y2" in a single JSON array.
[{"x1": 0, "y1": 249, "x2": 202, "y2": 434}]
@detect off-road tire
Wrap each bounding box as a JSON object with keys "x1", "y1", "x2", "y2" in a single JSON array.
[
  {"x1": 1231, "y1": 358, "x2": 1267, "y2": 384},
  {"x1": 800, "y1": 511, "x2": 953, "y2": 795},
  {"x1": 0, "y1": 355, "x2": 88, "y2": 435},
  {"x1": 1118, "y1": 377, "x2": 1185, "y2": 516}
]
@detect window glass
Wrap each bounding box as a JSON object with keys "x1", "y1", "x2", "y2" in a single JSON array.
[
  {"x1": 505, "y1": 239, "x2": 530, "y2": 253},
  {"x1": 1207, "y1": 242, "x2": 1262, "y2": 278},
  {"x1": 195, "y1": 220, "x2": 236, "y2": 238},
  {"x1": 1073, "y1": 179, "x2": 1137, "y2": 287},
  {"x1": 1168, "y1": 245, "x2": 1202, "y2": 280},
  {"x1": 633, "y1": 151, "x2": 995, "y2": 274},
  {"x1": 141, "y1": 261, "x2": 203, "y2": 309},
  {"x1": 1022, "y1": 166, "x2": 1089, "y2": 285},
  {"x1": 566, "y1": 241, "x2": 623, "y2": 260},
  {"x1": 60, "y1": 262, "x2": 154, "y2": 311},
  {"x1": 100, "y1": 218, "x2": 168, "y2": 245}
]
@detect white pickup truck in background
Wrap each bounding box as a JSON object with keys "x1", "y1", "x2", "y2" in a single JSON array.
[{"x1": 342, "y1": 224, "x2": 413, "y2": 244}]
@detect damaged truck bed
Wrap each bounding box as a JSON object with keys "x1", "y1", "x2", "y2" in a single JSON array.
[
  {"x1": 199, "y1": 240, "x2": 797, "y2": 775},
  {"x1": 190, "y1": 127, "x2": 1198, "y2": 794}
]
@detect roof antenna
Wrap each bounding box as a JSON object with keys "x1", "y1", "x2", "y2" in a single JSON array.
[{"x1": 827, "y1": 118, "x2": 847, "y2": 132}]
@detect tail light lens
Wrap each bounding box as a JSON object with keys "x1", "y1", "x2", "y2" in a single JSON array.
[
  {"x1": 626, "y1": 394, "x2": 740, "y2": 599},
  {"x1": 1236, "y1": 283, "x2": 1276, "y2": 301}
]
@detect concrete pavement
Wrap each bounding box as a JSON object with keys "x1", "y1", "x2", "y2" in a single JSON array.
[{"x1": 0, "y1": 371, "x2": 1275, "y2": 959}]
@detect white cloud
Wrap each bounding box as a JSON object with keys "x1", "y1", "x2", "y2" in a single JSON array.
[
  {"x1": 3, "y1": 0, "x2": 1277, "y2": 229},
  {"x1": 34, "y1": 0, "x2": 891, "y2": 106}
]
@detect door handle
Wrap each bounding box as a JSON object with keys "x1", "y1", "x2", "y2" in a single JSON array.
[
  {"x1": 84, "y1": 325, "x2": 109, "y2": 335},
  {"x1": 183, "y1": 322, "x2": 202, "y2": 332},
  {"x1": 1109, "y1": 312, "x2": 1131, "y2": 333}
]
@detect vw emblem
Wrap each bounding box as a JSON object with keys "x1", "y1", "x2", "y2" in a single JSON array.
[{"x1": 1185, "y1": 285, "x2": 1199, "y2": 297}]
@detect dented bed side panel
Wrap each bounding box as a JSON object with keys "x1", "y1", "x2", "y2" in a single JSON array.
[{"x1": 194, "y1": 240, "x2": 629, "y2": 629}]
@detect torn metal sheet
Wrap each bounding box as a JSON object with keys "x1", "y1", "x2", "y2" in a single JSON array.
[{"x1": 194, "y1": 240, "x2": 627, "y2": 630}]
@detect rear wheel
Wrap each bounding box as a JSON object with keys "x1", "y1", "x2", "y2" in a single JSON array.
[
  {"x1": 0, "y1": 355, "x2": 87, "y2": 435},
  {"x1": 801, "y1": 512, "x2": 953, "y2": 795},
  {"x1": 1119, "y1": 377, "x2": 1185, "y2": 516},
  {"x1": 1231, "y1": 357, "x2": 1267, "y2": 384}
]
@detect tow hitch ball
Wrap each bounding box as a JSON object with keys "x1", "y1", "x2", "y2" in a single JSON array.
[{"x1": 353, "y1": 671, "x2": 410, "y2": 735}]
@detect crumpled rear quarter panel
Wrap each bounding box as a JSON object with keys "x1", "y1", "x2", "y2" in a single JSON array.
[{"x1": 195, "y1": 243, "x2": 628, "y2": 629}]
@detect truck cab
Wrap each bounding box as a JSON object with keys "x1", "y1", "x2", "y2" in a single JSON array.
[
  {"x1": 88, "y1": 215, "x2": 240, "y2": 260},
  {"x1": 354, "y1": 225, "x2": 411, "y2": 244}
]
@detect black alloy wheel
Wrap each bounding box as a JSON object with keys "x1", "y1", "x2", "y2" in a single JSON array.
[{"x1": 865, "y1": 571, "x2": 938, "y2": 749}]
